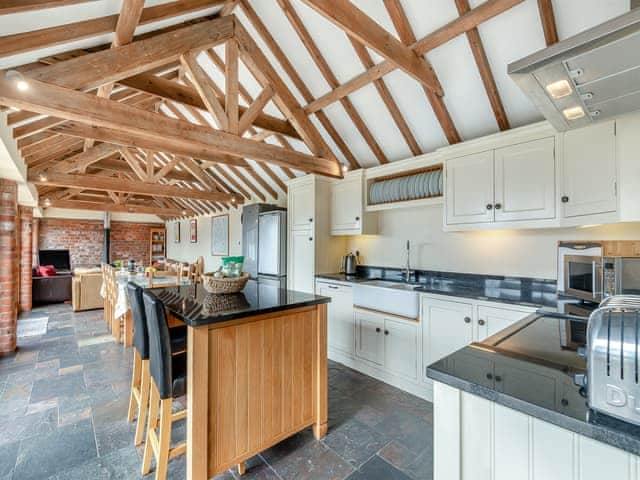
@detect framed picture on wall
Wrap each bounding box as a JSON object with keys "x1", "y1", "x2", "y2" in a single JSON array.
[
  {"x1": 174, "y1": 222, "x2": 180, "y2": 243},
  {"x1": 211, "y1": 214, "x2": 229, "y2": 256},
  {"x1": 190, "y1": 219, "x2": 197, "y2": 243}
]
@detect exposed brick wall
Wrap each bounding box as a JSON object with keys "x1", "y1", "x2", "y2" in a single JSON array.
[
  {"x1": 18, "y1": 206, "x2": 33, "y2": 312},
  {"x1": 38, "y1": 218, "x2": 162, "y2": 267},
  {"x1": 0, "y1": 179, "x2": 18, "y2": 354}
]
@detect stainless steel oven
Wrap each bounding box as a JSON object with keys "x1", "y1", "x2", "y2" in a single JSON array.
[
  {"x1": 563, "y1": 254, "x2": 603, "y2": 303},
  {"x1": 603, "y1": 257, "x2": 640, "y2": 297}
]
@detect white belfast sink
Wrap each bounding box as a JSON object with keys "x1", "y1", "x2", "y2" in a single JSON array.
[{"x1": 353, "y1": 280, "x2": 420, "y2": 319}]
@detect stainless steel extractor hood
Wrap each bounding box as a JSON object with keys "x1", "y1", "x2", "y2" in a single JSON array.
[{"x1": 509, "y1": 8, "x2": 640, "y2": 131}]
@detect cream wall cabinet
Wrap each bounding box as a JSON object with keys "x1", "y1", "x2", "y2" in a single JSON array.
[
  {"x1": 434, "y1": 382, "x2": 640, "y2": 480},
  {"x1": 289, "y1": 229, "x2": 315, "y2": 294},
  {"x1": 330, "y1": 170, "x2": 377, "y2": 236},
  {"x1": 316, "y1": 280, "x2": 355, "y2": 356},
  {"x1": 445, "y1": 137, "x2": 556, "y2": 227},
  {"x1": 562, "y1": 120, "x2": 617, "y2": 218}
]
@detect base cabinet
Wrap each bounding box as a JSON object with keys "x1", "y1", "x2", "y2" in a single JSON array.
[
  {"x1": 317, "y1": 281, "x2": 355, "y2": 356},
  {"x1": 434, "y1": 382, "x2": 640, "y2": 480},
  {"x1": 355, "y1": 309, "x2": 385, "y2": 365}
]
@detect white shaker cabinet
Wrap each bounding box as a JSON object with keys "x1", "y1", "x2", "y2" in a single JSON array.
[
  {"x1": 423, "y1": 297, "x2": 474, "y2": 366},
  {"x1": 330, "y1": 170, "x2": 376, "y2": 236},
  {"x1": 477, "y1": 305, "x2": 532, "y2": 340},
  {"x1": 288, "y1": 180, "x2": 315, "y2": 231},
  {"x1": 562, "y1": 120, "x2": 617, "y2": 218},
  {"x1": 288, "y1": 230, "x2": 315, "y2": 294},
  {"x1": 384, "y1": 318, "x2": 418, "y2": 381},
  {"x1": 494, "y1": 137, "x2": 556, "y2": 222},
  {"x1": 316, "y1": 281, "x2": 355, "y2": 356},
  {"x1": 355, "y1": 309, "x2": 385, "y2": 366},
  {"x1": 445, "y1": 150, "x2": 495, "y2": 225}
]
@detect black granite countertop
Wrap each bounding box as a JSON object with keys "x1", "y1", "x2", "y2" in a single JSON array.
[
  {"x1": 427, "y1": 312, "x2": 640, "y2": 455},
  {"x1": 145, "y1": 283, "x2": 330, "y2": 327},
  {"x1": 316, "y1": 266, "x2": 562, "y2": 310}
]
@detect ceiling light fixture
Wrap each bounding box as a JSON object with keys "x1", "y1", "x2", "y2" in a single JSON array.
[
  {"x1": 341, "y1": 164, "x2": 349, "y2": 173},
  {"x1": 545, "y1": 79, "x2": 572, "y2": 99},
  {"x1": 182, "y1": 210, "x2": 187, "y2": 215},
  {"x1": 5, "y1": 70, "x2": 29, "y2": 92},
  {"x1": 43, "y1": 198, "x2": 51, "y2": 207},
  {"x1": 562, "y1": 106, "x2": 586, "y2": 121},
  {"x1": 39, "y1": 174, "x2": 48, "y2": 182}
]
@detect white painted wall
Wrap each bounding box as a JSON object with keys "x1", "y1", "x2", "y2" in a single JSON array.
[
  {"x1": 165, "y1": 209, "x2": 243, "y2": 272},
  {"x1": 42, "y1": 207, "x2": 162, "y2": 224},
  {"x1": 346, "y1": 205, "x2": 640, "y2": 279}
]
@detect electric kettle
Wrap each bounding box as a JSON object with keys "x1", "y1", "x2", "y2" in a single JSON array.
[{"x1": 341, "y1": 252, "x2": 359, "y2": 275}]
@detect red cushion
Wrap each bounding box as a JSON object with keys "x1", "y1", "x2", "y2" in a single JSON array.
[{"x1": 37, "y1": 265, "x2": 57, "y2": 277}]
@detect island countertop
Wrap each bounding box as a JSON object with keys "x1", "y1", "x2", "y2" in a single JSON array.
[{"x1": 146, "y1": 282, "x2": 330, "y2": 327}]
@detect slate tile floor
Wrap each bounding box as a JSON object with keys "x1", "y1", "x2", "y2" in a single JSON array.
[{"x1": 0, "y1": 304, "x2": 434, "y2": 480}]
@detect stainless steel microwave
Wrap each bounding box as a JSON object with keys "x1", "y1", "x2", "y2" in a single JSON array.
[
  {"x1": 564, "y1": 254, "x2": 603, "y2": 302},
  {"x1": 603, "y1": 257, "x2": 640, "y2": 297}
]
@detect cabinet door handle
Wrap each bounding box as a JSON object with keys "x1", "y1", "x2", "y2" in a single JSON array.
[
  {"x1": 375, "y1": 327, "x2": 381, "y2": 333},
  {"x1": 328, "y1": 285, "x2": 339, "y2": 289},
  {"x1": 464, "y1": 316, "x2": 471, "y2": 324},
  {"x1": 561, "y1": 196, "x2": 569, "y2": 203},
  {"x1": 495, "y1": 375, "x2": 502, "y2": 382},
  {"x1": 494, "y1": 203, "x2": 502, "y2": 210},
  {"x1": 384, "y1": 330, "x2": 389, "y2": 335},
  {"x1": 309, "y1": 217, "x2": 313, "y2": 222},
  {"x1": 308, "y1": 237, "x2": 313, "y2": 241},
  {"x1": 486, "y1": 373, "x2": 493, "y2": 380},
  {"x1": 486, "y1": 204, "x2": 493, "y2": 210},
  {"x1": 478, "y1": 319, "x2": 486, "y2": 326},
  {"x1": 355, "y1": 216, "x2": 360, "y2": 221}
]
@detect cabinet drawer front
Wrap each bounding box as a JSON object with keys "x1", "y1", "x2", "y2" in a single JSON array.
[{"x1": 477, "y1": 305, "x2": 532, "y2": 341}]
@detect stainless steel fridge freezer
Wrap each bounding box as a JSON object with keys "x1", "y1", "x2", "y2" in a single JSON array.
[
  {"x1": 241, "y1": 203, "x2": 283, "y2": 278},
  {"x1": 258, "y1": 210, "x2": 287, "y2": 277}
]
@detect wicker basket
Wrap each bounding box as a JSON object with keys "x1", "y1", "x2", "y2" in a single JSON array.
[{"x1": 201, "y1": 272, "x2": 250, "y2": 294}]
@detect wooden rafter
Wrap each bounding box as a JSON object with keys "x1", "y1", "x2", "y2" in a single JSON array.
[
  {"x1": 299, "y1": 0, "x2": 443, "y2": 96},
  {"x1": 238, "y1": 0, "x2": 359, "y2": 169},
  {"x1": 383, "y1": 0, "x2": 461, "y2": 144},
  {"x1": 276, "y1": 0, "x2": 388, "y2": 164},
  {"x1": 0, "y1": 0, "x2": 226, "y2": 58},
  {"x1": 238, "y1": 86, "x2": 274, "y2": 136},
  {"x1": 0, "y1": 0, "x2": 93, "y2": 15},
  {"x1": 537, "y1": 0, "x2": 559, "y2": 46},
  {"x1": 304, "y1": 0, "x2": 526, "y2": 115},
  {"x1": 0, "y1": 75, "x2": 341, "y2": 176},
  {"x1": 45, "y1": 199, "x2": 192, "y2": 216},
  {"x1": 26, "y1": 16, "x2": 235, "y2": 91},
  {"x1": 47, "y1": 143, "x2": 121, "y2": 174},
  {"x1": 454, "y1": 0, "x2": 510, "y2": 131},
  {"x1": 29, "y1": 171, "x2": 242, "y2": 203},
  {"x1": 225, "y1": 39, "x2": 240, "y2": 134}
]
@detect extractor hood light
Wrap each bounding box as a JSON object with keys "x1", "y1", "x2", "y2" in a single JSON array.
[
  {"x1": 563, "y1": 106, "x2": 586, "y2": 121},
  {"x1": 546, "y1": 79, "x2": 572, "y2": 99}
]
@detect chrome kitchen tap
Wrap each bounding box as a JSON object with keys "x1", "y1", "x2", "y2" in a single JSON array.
[{"x1": 404, "y1": 240, "x2": 412, "y2": 282}]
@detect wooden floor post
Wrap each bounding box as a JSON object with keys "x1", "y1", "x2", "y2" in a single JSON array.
[
  {"x1": 313, "y1": 304, "x2": 328, "y2": 439},
  {"x1": 187, "y1": 326, "x2": 209, "y2": 480}
]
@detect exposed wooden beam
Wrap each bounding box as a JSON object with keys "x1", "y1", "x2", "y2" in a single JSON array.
[
  {"x1": 119, "y1": 73, "x2": 301, "y2": 138},
  {"x1": 180, "y1": 50, "x2": 229, "y2": 130},
  {"x1": 277, "y1": 0, "x2": 388, "y2": 164},
  {"x1": 234, "y1": 19, "x2": 340, "y2": 172},
  {"x1": 304, "y1": 0, "x2": 526, "y2": 115},
  {"x1": 220, "y1": 0, "x2": 240, "y2": 16},
  {"x1": 238, "y1": 86, "x2": 274, "y2": 136},
  {"x1": 179, "y1": 156, "x2": 224, "y2": 192},
  {"x1": 0, "y1": 0, "x2": 93, "y2": 15},
  {"x1": 300, "y1": 0, "x2": 443, "y2": 96},
  {"x1": 45, "y1": 198, "x2": 191, "y2": 216},
  {"x1": 239, "y1": 0, "x2": 359, "y2": 169},
  {"x1": 225, "y1": 39, "x2": 240, "y2": 134},
  {"x1": 29, "y1": 171, "x2": 242, "y2": 203},
  {"x1": 0, "y1": 0, "x2": 226, "y2": 58},
  {"x1": 89, "y1": 157, "x2": 195, "y2": 183},
  {"x1": 120, "y1": 148, "x2": 149, "y2": 182},
  {"x1": 0, "y1": 74, "x2": 341, "y2": 176},
  {"x1": 348, "y1": 37, "x2": 421, "y2": 156},
  {"x1": 47, "y1": 142, "x2": 120, "y2": 173},
  {"x1": 454, "y1": 0, "x2": 510, "y2": 131},
  {"x1": 25, "y1": 16, "x2": 234, "y2": 91},
  {"x1": 383, "y1": 0, "x2": 461, "y2": 144},
  {"x1": 537, "y1": 0, "x2": 559, "y2": 46}
]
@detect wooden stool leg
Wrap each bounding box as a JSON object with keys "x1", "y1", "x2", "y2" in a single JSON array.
[
  {"x1": 112, "y1": 314, "x2": 121, "y2": 343},
  {"x1": 134, "y1": 360, "x2": 151, "y2": 446},
  {"x1": 155, "y1": 398, "x2": 173, "y2": 480},
  {"x1": 142, "y1": 384, "x2": 159, "y2": 476},
  {"x1": 124, "y1": 310, "x2": 133, "y2": 347},
  {"x1": 238, "y1": 462, "x2": 246, "y2": 476},
  {"x1": 127, "y1": 351, "x2": 141, "y2": 423}
]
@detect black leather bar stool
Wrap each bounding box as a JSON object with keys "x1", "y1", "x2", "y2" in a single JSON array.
[
  {"x1": 141, "y1": 290, "x2": 187, "y2": 480},
  {"x1": 125, "y1": 283, "x2": 187, "y2": 448}
]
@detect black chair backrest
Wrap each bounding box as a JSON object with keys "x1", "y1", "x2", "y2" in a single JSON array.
[
  {"x1": 142, "y1": 290, "x2": 173, "y2": 400},
  {"x1": 127, "y1": 282, "x2": 149, "y2": 360}
]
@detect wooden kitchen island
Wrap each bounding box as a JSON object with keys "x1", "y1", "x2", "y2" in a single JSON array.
[{"x1": 150, "y1": 283, "x2": 330, "y2": 480}]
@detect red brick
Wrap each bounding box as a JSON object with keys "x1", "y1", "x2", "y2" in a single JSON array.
[{"x1": 0, "y1": 179, "x2": 18, "y2": 355}]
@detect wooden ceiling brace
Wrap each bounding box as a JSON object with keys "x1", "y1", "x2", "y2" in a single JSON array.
[
  {"x1": 537, "y1": 0, "x2": 559, "y2": 46},
  {"x1": 225, "y1": 39, "x2": 240, "y2": 135},
  {"x1": 0, "y1": 0, "x2": 94, "y2": 15},
  {"x1": 238, "y1": 0, "x2": 359, "y2": 169},
  {"x1": 304, "y1": 0, "x2": 526, "y2": 115}
]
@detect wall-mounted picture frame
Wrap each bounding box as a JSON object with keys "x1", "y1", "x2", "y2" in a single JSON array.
[
  {"x1": 174, "y1": 222, "x2": 180, "y2": 243},
  {"x1": 190, "y1": 219, "x2": 197, "y2": 243},
  {"x1": 211, "y1": 214, "x2": 229, "y2": 256}
]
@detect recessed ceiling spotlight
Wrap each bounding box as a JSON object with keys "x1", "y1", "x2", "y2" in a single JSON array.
[
  {"x1": 562, "y1": 106, "x2": 585, "y2": 121},
  {"x1": 545, "y1": 79, "x2": 572, "y2": 99},
  {"x1": 43, "y1": 197, "x2": 51, "y2": 207},
  {"x1": 39, "y1": 174, "x2": 48, "y2": 182},
  {"x1": 182, "y1": 210, "x2": 187, "y2": 215},
  {"x1": 341, "y1": 164, "x2": 349, "y2": 173}
]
